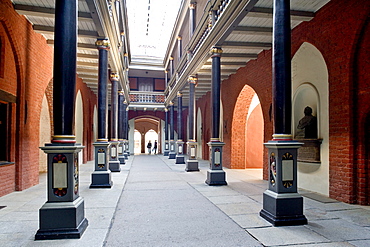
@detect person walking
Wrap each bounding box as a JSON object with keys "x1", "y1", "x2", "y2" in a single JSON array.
[
  {"x1": 152, "y1": 140, "x2": 158, "y2": 154},
  {"x1": 147, "y1": 140, "x2": 152, "y2": 154}
]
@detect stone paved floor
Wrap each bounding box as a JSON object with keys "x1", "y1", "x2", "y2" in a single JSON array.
[{"x1": 0, "y1": 154, "x2": 369, "y2": 246}]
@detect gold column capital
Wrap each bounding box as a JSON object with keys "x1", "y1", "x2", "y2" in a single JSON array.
[
  {"x1": 177, "y1": 91, "x2": 182, "y2": 97},
  {"x1": 188, "y1": 76, "x2": 198, "y2": 84},
  {"x1": 210, "y1": 47, "x2": 223, "y2": 56},
  {"x1": 177, "y1": 36, "x2": 182, "y2": 41},
  {"x1": 169, "y1": 56, "x2": 174, "y2": 61},
  {"x1": 189, "y1": 2, "x2": 197, "y2": 9},
  {"x1": 96, "y1": 39, "x2": 110, "y2": 50},
  {"x1": 169, "y1": 101, "x2": 174, "y2": 106},
  {"x1": 110, "y1": 72, "x2": 119, "y2": 81}
]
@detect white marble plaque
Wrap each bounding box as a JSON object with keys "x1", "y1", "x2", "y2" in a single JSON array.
[
  {"x1": 282, "y1": 160, "x2": 294, "y2": 181},
  {"x1": 98, "y1": 152, "x2": 105, "y2": 164},
  {"x1": 53, "y1": 162, "x2": 67, "y2": 188},
  {"x1": 215, "y1": 151, "x2": 221, "y2": 164},
  {"x1": 179, "y1": 146, "x2": 183, "y2": 153},
  {"x1": 111, "y1": 147, "x2": 117, "y2": 157},
  {"x1": 118, "y1": 146, "x2": 123, "y2": 154},
  {"x1": 171, "y1": 144, "x2": 174, "y2": 151},
  {"x1": 191, "y1": 147, "x2": 195, "y2": 157}
]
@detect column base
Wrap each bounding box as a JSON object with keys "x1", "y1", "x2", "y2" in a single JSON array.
[
  {"x1": 259, "y1": 190, "x2": 307, "y2": 226},
  {"x1": 109, "y1": 161, "x2": 121, "y2": 172},
  {"x1": 35, "y1": 197, "x2": 88, "y2": 240},
  {"x1": 205, "y1": 170, "x2": 227, "y2": 186},
  {"x1": 90, "y1": 171, "x2": 113, "y2": 188},
  {"x1": 175, "y1": 155, "x2": 185, "y2": 164},
  {"x1": 186, "y1": 160, "x2": 199, "y2": 172},
  {"x1": 123, "y1": 153, "x2": 128, "y2": 159},
  {"x1": 164, "y1": 150, "x2": 169, "y2": 156},
  {"x1": 118, "y1": 156, "x2": 125, "y2": 164},
  {"x1": 168, "y1": 152, "x2": 176, "y2": 159}
]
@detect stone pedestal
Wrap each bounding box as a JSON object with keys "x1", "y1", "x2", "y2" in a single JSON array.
[
  {"x1": 175, "y1": 140, "x2": 185, "y2": 164},
  {"x1": 260, "y1": 139, "x2": 307, "y2": 226},
  {"x1": 109, "y1": 141, "x2": 121, "y2": 172},
  {"x1": 164, "y1": 141, "x2": 170, "y2": 156},
  {"x1": 168, "y1": 140, "x2": 176, "y2": 159},
  {"x1": 123, "y1": 140, "x2": 129, "y2": 159},
  {"x1": 205, "y1": 140, "x2": 227, "y2": 185},
  {"x1": 118, "y1": 140, "x2": 125, "y2": 164},
  {"x1": 186, "y1": 140, "x2": 199, "y2": 172},
  {"x1": 36, "y1": 142, "x2": 88, "y2": 240},
  {"x1": 90, "y1": 141, "x2": 112, "y2": 188}
]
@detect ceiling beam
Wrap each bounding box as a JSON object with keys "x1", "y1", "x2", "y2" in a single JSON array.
[
  {"x1": 13, "y1": 4, "x2": 93, "y2": 22},
  {"x1": 249, "y1": 7, "x2": 314, "y2": 21},
  {"x1": 222, "y1": 41, "x2": 272, "y2": 49},
  {"x1": 221, "y1": 53, "x2": 259, "y2": 58},
  {"x1": 33, "y1": 25, "x2": 98, "y2": 38},
  {"x1": 204, "y1": 61, "x2": 246, "y2": 66},
  {"x1": 77, "y1": 53, "x2": 99, "y2": 60},
  {"x1": 233, "y1": 26, "x2": 272, "y2": 35},
  {"x1": 77, "y1": 61, "x2": 99, "y2": 67},
  {"x1": 47, "y1": 40, "x2": 96, "y2": 51}
]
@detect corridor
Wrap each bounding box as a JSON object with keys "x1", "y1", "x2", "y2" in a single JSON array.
[{"x1": 0, "y1": 155, "x2": 370, "y2": 246}]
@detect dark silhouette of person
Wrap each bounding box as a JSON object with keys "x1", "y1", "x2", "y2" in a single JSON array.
[
  {"x1": 152, "y1": 140, "x2": 158, "y2": 154},
  {"x1": 297, "y1": 106, "x2": 317, "y2": 139},
  {"x1": 147, "y1": 140, "x2": 152, "y2": 154}
]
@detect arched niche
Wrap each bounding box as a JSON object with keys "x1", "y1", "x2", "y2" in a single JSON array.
[
  {"x1": 39, "y1": 94, "x2": 51, "y2": 173},
  {"x1": 196, "y1": 107, "x2": 203, "y2": 159},
  {"x1": 292, "y1": 42, "x2": 329, "y2": 196},
  {"x1": 75, "y1": 90, "x2": 83, "y2": 164}
]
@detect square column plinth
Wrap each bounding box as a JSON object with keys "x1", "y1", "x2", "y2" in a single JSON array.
[
  {"x1": 90, "y1": 142, "x2": 112, "y2": 188},
  {"x1": 168, "y1": 140, "x2": 176, "y2": 159},
  {"x1": 206, "y1": 140, "x2": 227, "y2": 185},
  {"x1": 118, "y1": 141, "x2": 125, "y2": 165},
  {"x1": 36, "y1": 143, "x2": 88, "y2": 240},
  {"x1": 260, "y1": 140, "x2": 307, "y2": 226},
  {"x1": 123, "y1": 140, "x2": 129, "y2": 159},
  {"x1": 109, "y1": 141, "x2": 121, "y2": 172},
  {"x1": 175, "y1": 140, "x2": 185, "y2": 164},
  {"x1": 186, "y1": 140, "x2": 199, "y2": 172},
  {"x1": 164, "y1": 141, "x2": 170, "y2": 156}
]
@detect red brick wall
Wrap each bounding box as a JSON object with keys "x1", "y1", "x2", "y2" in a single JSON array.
[
  {"x1": 290, "y1": 0, "x2": 370, "y2": 204},
  {"x1": 219, "y1": 50, "x2": 273, "y2": 179},
  {"x1": 0, "y1": 0, "x2": 53, "y2": 193},
  {"x1": 0, "y1": 163, "x2": 15, "y2": 197},
  {"x1": 246, "y1": 104, "x2": 264, "y2": 168}
]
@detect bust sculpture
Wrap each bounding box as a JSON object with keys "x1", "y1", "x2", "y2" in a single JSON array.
[{"x1": 296, "y1": 106, "x2": 317, "y2": 139}]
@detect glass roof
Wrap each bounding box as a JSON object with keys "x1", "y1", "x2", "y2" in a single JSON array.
[{"x1": 126, "y1": 0, "x2": 182, "y2": 66}]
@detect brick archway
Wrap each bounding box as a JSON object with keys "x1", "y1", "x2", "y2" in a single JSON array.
[{"x1": 231, "y1": 85, "x2": 263, "y2": 169}]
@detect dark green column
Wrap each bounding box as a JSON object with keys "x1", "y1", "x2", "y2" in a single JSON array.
[
  {"x1": 109, "y1": 73, "x2": 121, "y2": 172},
  {"x1": 259, "y1": 0, "x2": 307, "y2": 226},
  {"x1": 175, "y1": 92, "x2": 185, "y2": 164},
  {"x1": 168, "y1": 102, "x2": 176, "y2": 159},
  {"x1": 36, "y1": 0, "x2": 88, "y2": 240},
  {"x1": 186, "y1": 76, "x2": 199, "y2": 172},
  {"x1": 90, "y1": 39, "x2": 113, "y2": 188},
  {"x1": 206, "y1": 47, "x2": 227, "y2": 186}
]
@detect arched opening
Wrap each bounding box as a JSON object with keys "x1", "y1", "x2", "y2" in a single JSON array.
[
  {"x1": 145, "y1": 129, "x2": 158, "y2": 154},
  {"x1": 134, "y1": 129, "x2": 141, "y2": 154},
  {"x1": 231, "y1": 85, "x2": 264, "y2": 169},
  {"x1": 38, "y1": 94, "x2": 51, "y2": 173},
  {"x1": 134, "y1": 116, "x2": 161, "y2": 154},
  {"x1": 245, "y1": 94, "x2": 264, "y2": 168}
]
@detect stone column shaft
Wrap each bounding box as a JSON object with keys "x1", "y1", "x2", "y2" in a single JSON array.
[
  {"x1": 211, "y1": 48, "x2": 221, "y2": 139},
  {"x1": 169, "y1": 57, "x2": 174, "y2": 79},
  {"x1": 177, "y1": 36, "x2": 182, "y2": 60},
  {"x1": 97, "y1": 40, "x2": 110, "y2": 141},
  {"x1": 169, "y1": 102, "x2": 176, "y2": 159},
  {"x1": 52, "y1": 0, "x2": 77, "y2": 139},
  {"x1": 176, "y1": 92, "x2": 185, "y2": 164},
  {"x1": 186, "y1": 76, "x2": 199, "y2": 171},
  {"x1": 273, "y1": 0, "x2": 292, "y2": 135},
  {"x1": 189, "y1": 3, "x2": 196, "y2": 36},
  {"x1": 110, "y1": 73, "x2": 119, "y2": 141}
]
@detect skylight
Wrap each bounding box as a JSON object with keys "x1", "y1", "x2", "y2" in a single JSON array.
[{"x1": 126, "y1": 0, "x2": 182, "y2": 66}]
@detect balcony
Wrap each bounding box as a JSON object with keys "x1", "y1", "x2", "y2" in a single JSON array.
[{"x1": 129, "y1": 91, "x2": 166, "y2": 109}]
